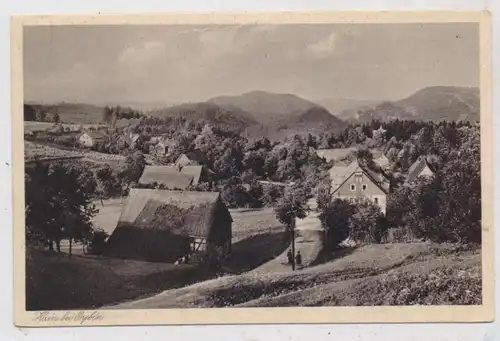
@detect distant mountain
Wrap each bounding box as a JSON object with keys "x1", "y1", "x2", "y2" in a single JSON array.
[
  {"x1": 148, "y1": 102, "x2": 259, "y2": 133},
  {"x1": 395, "y1": 86, "x2": 480, "y2": 121},
  {"x1": 344, "y1": 86, "x2": 480, "y2": 123},
  {"x1": 208, "y1": 91, "x2": 337, "y2": 124},
  {"x1": 207, "y1": 91, "x2": 346, "y2": 137}
]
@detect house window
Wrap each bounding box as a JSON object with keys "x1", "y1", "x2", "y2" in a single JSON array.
[
  {"x1": 350, "y1": 184, "x2": 356, "y2": 191},
  {"x1": 374, "y1": 197, "x2": 379, "y2": 204},
  {"x1": 362, "y1": 184, "x2": 367, "y2": 191}
]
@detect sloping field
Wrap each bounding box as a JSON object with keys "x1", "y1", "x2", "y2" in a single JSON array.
[
  {"x1": 106, "y1": 243, "x2": 481, "y2": 309},
  {"x1": 26, "y1": 248, "x2": 209, "y2": 311},
  {"x1": 24, "y1": 141, "x2": 81, "y2": 161},
  {"x1": 25, "y1": 141, "x2": 125, "y2": 168}
]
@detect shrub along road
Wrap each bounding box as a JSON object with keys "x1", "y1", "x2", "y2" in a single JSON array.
[{"x1": 249, "y1": 198, "x2": 324, "y2": 274}]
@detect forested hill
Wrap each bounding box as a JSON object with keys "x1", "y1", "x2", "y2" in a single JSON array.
[
  {"x1": 148, "y1": 102, "x2": 259, "y2": 134},
  {"x1": 207, "y1": 91, "x2": 346, "y2": 138},
  {"x1": 207, "y1": 91, "x2": 339, "y2": 125}
]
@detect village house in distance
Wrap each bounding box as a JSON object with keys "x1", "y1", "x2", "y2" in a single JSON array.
[
  {"x1": 406, "y1": 155, "x2": 437, "y2": 183},
  {"x1": 78, "y1": 131, "x2": 106, "y2": 148}
]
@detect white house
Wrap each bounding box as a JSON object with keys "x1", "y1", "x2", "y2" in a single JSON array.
[{"x1": 79, "y1": 131, "x2": 106, "y2": 148}]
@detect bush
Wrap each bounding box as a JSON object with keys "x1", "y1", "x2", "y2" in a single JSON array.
[
  {"x1": 320, "y1": 199, "x2": 353, "y2": 248},
  {"x1": 383, "y1": 226, "x2": 419, "y2": 243},
  {"x1": 220, "y1": 181, "x2": 253, "y2": 208},
  {"x1": 87, "y1": 229, "x2": 109, "y2": 255},
  {"x1": 261, "y1": 184, "x2": 284, "y2": 207},
  {"x1": 349, "y1": 200, "x2": 389, "y2": 244}
]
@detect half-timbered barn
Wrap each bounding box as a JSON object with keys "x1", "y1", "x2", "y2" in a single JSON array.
[{"x1": 105, "y1": 189, "x2": 232, "y2": 263}]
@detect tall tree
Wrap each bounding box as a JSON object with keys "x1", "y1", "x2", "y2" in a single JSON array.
[
  {"x1": 121, "y1": 151, "x2": 146, "y2": 184},
  {"x1": 273, "y1": 182, "x2": 309, "y2": 270},
  {"x1": 102, "y1": 106, "x2": 113, "y2": 124},
  {"x1": 25, "y1": 161, "x2": 98, "y2": 256}
]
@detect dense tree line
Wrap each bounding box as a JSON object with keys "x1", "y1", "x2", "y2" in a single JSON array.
[
  {"x1": 24, "y1": 104, "x2": 60, "y2": 123},
  {"x1": 102, "y1": 105, "x2": 143, "y2": 126}
]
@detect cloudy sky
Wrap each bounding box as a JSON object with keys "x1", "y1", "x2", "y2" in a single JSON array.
[{"x1": 23, "y1": 23, "x2": 479, "y2": 105}]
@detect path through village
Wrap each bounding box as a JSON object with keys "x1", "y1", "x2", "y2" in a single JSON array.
[{"x1": 249, "y1": 198, "x2": 324, "y2": 274}]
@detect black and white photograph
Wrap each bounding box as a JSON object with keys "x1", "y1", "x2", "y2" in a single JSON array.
[{"x1": 13, "y1": 12, "x2": 492, "y2": 326}]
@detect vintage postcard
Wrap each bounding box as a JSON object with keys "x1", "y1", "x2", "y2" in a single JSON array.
[{"x1": 12, "y1": 11, "x2": 493, "y2": 327}]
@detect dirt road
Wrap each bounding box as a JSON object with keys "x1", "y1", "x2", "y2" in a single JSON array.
[{"x1": 249, "y1": 198, "x2": 324, "y2": 274}]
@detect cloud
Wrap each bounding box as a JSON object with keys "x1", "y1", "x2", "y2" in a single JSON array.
[
  {"x1": 306, "y1": 32, "x2": 338, "y2": 59},
  {"x1": 118, "y1": 41, "x2": 166, "y2": 66}
]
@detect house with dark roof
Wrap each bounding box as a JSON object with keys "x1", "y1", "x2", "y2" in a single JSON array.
[
  {"x1": 78, "y1": 131, "x2": 107, "y2": 147},
  {"x1": 406, "y1": 156, "x2": 436, "y2": 183},
  {"x1": 105, "y1": 189, "x2": 232, "y2": 263},
  {"x1": 329, "y1": 159, "x2": 391, "y2": 214},
  {"x1": 138, "y1": 165, "x2": 210, "y2": 190},
  {"x1": 176, "y1": 150, "x2": 209, "y2": 167}
]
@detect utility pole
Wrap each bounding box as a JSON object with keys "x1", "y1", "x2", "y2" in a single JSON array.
[{"x1": 291, "y1": 218, "x2": 296, "y2": 271}]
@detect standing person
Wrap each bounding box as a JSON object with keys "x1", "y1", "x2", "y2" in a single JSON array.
[
  {"x1": 287, "y1": 249, "x2": 293, "y2": 265},
  {"x1": 295, "y1": 251, "x2": 302, "y2": 267}
]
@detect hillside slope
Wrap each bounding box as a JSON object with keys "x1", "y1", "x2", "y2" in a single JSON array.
[{"x1": 106, "y1": 243, "x2": 481, "y2": 309}]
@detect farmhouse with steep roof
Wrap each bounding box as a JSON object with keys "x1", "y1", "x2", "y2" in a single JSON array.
[{"x1": 328, "y1": 159, "x2": 391, "y2": 214}]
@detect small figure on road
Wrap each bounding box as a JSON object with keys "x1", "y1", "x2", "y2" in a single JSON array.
[
  {"x1": 295, "y1": 251, "x2": 302, "y2": 267},
  {"x1": 287, "y1": 249, "x2": 293, "y2": 265}
]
